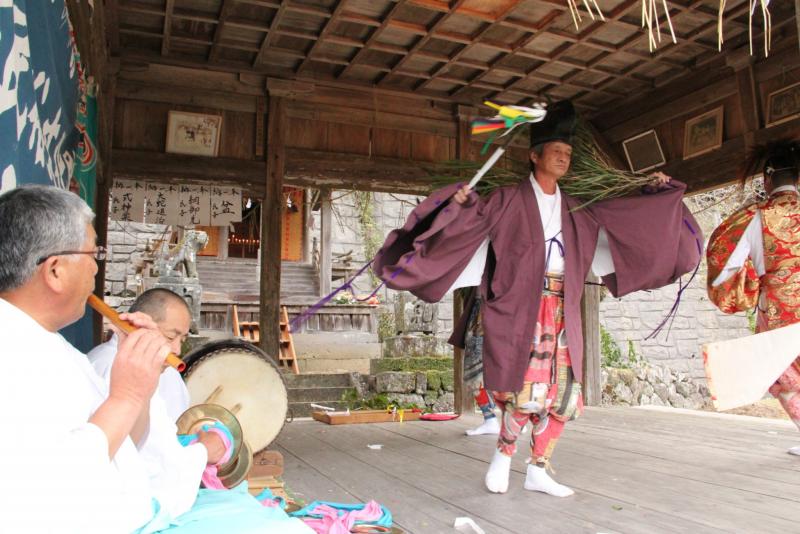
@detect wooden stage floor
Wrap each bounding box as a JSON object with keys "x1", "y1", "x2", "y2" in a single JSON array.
[{"x1": 274, "y1": 406, "x2": 800, "y2": 534}]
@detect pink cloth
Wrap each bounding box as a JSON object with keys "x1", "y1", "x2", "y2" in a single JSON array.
[
  {"x1": 301, "y1": 500, "x2": 384, "y2": 534},
  {"x1": 184, "y1": 426, "x2": 234, "y2": 490}
]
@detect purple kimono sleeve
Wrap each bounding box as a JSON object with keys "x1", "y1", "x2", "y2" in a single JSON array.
[
  {"x1": 373, "y1": 183, "x2": 513, "y2": 303},
  {"x1": 586, "y1": 180, "x2": 704, "y2": 298}
]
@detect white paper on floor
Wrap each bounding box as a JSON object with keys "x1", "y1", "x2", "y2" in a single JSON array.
[{"x1": 454, "y1": 517, "x2": 486, "y2": 534}]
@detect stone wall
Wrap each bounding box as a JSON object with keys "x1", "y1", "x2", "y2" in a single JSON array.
[
  {"x1": 599, "y1": 266, "x2": 752, "y2": 381},
  {"x1": 105, "y1": 220, "x2": 169, "y2": 309},
  {"x1": 366, "y1": 334, "x2": 455, "y2": 412},
  {"x1": 602, "y1": 361, "x2": 712, "y2": 410},
  {"x1": 598, "y1": 181, "x2": 762, "y2": 382}
]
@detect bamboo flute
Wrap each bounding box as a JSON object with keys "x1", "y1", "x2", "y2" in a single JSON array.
[{"x1": 87, "y1": 294, "x2": 186, "y2": 372}]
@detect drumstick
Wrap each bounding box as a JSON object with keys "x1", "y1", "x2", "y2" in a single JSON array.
[{"x1": 87, "y1": 294, "x2": 186, "y2": 372}]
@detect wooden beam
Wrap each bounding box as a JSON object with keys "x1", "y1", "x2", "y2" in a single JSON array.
[
  {"x1": 255, "y1": 96, "x2": 266, "y2": 158},
  {"x1": 296, "y1": 0, "x2": 349, "y2": 75},
  {"x1": 453, "y1": 105, "x2": 475, "y2": 416},
  {"x1": 319, "y1": 188, "x2": 332, "y2": 298},
  {"x1": 259, "y1": 95, "x2": 286, "y2": 360},
  {"x1": 254, "y1": 3, "x2": 288, "y2": 67},
  {"x1": 337, "y1": 0, "x2": 408, "y2": 80},
  {"x1": 581, "y1": 275, "x2": 601, "y2": 406},
  {"x1": 602, "y1": 77, "x2": 739, "y2": 143},
  {"x1": 111, "y1": 148, "x2": 433, "y2": 195},
  {"x1": 796, "y1": 0, "x2": 800, "y2": 54},
  {"x1": 106, "y1": 0, "x2": 121, "y2": 55},
  {"x1": 377, "y1": 0, "x2": 470, "y2": 86},
  {"x1": 208, "y1": 0, "x2": 236, "y2": 63},
  {"x1": 161, "y1": 0, "x2": 174, "y2": 56}
]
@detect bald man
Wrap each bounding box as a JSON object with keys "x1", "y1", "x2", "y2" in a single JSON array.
[{"x1": 90, "y1": 288, "x2": 192, "y2": 421}]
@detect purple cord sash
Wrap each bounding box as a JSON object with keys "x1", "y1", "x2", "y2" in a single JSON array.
[{"x1": 289, "y1": 257, "x2": 388, "y2": 332}]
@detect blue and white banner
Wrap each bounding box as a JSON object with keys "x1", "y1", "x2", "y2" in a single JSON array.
[{"x1": 0, "y1": 0, "x2": 80, "y2": 193}]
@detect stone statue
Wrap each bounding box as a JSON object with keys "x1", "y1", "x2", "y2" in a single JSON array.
[
  {"x1": 152, "y1": 229, "x2": 208, "y2": 334},
  {"x1": 394, "y1": 292, "x2": 438, "y2": 335},
  {"x1": 154, "y1": 230, "x2": 208, "y2": 279}
]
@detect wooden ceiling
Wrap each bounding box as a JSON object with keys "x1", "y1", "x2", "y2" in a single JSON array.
[{"x1": 109, "y1": 0, "x2": 790, "y2": 114}]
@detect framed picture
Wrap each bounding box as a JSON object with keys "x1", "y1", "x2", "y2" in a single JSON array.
[
  {"x1": 766, "y1": 81, "x2": 800, "y2": 127},
  {"x1": 621, "y1": 129, "x2": 666, "y2": 173},
  {"x1": 683, "y1": 106, "x2": 723, "y2": 160},
  {"x1": 165, "y1": 111, "x2": 222, "y2": 157}
]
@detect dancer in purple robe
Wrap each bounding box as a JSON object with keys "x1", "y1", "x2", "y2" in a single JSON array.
[{"x1": 374, "y1": 101, "x2": 702, "y2": 496}]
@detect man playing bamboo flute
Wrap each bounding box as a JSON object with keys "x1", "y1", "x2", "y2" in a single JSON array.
[
  {"x1": 374, "y1": 101, "x2": 702, "y2": 496},
  {"x1": 706, "y1": 140, "x2": 800, "y2": 456},
  {"x1": 0, "y1": 185, "x2": 313, "y2": 533}
]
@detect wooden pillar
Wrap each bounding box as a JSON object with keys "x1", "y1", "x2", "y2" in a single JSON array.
[
  {"x1": 727, "y1": 49, "x2": 761, "y2": 153},
  {"x1": 259, "y1": 93, "x2": 286, "y2": 359},
  {"x1": 453, "y1": 105, "x2": 477, "y2": 415},
  {"x1": 796, "y1": 0, "x2": 800, "y2": 54},
  {"x1": 581, "y1": 276, "x2": 602, "y2": 405},
  {"x1": 93, "y1": 66, "x2": 117, "y2": 343},
  {"x1": 319, "y1": 187, "x2": 332, "y2": 297}
]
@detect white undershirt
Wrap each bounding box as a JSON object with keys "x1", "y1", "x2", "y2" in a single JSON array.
[
  {"x1": 711, "y1": 185, "x2": 798, "y2": 287},
  {"x1": 531, "y1": 175, "x2": 564, "y2": 274}
]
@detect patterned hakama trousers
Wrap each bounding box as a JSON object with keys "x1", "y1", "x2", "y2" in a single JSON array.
[{"x1": 493, "y1": 275, "x2": 583, "y2": 464}]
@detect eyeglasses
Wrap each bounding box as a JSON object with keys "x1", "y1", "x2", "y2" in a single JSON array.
[{"x1": 36, "y1": 246, "x2": 108, "y2": 265}]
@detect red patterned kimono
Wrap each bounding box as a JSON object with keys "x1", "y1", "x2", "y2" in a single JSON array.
[{"x1": 707, "y1": 191, "x2": 800, "y2": 429}]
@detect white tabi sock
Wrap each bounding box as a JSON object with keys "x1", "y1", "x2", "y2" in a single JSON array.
[
  {"x1": 466, "y1": 416, "x2": 501, "y2": 436},
  {"x1": 524, "y1": 464, "x2": 574, "y2": 497},
  {"x1": 485, "y1": 449, "x2": 512, "y2": 493},
  {"x1": 788, "y1": 445, "x2": 800, "y2": 456}
]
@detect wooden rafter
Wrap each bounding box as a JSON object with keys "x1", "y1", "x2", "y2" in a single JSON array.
[
  {"x1": 109, "y1": 0, "x2": 790, "y2": 115},
  {"x1": 414, "y1": 1, "x2": 523, "y2": 93},
  {"x1": 337, "y1": 0, "x2": 409, "y2": 80},
  {"x1": 295, "y1": 0, "x2": 350, "y2": 75},
  {"x1": 161, "y1": 0, "x2": 174, "y2": 56},
  {"x1": 253, "y1": 3, "x2": 289, "y2": 67},
  {"x1": 376, "y1": 0, "x2": 470, "y2": 85},
  {"x1": 447, "y1": 6, "x2": 562, "y2": 99},
  {"x1": 209, "y1": 0, "x2": 237, "y2": 63}
]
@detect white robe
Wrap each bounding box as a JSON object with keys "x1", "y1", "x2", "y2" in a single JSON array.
[
  {"x1": 89, "y1": 335, "x2": 191, "y2": 422},
  {"x1": 0, "y1": 298, "x2": 155, "y2": 534},
  {"x1": 89, "y1": 338, "x2": 206, "y2": 520}
]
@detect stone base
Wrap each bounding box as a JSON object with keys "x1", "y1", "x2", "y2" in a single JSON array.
[
  {"x1": 294, "y1": 332, "x2": 380, "y2": 375},
  {"x1": 382, "y1": 334, "x2": 452, "y2": 358},
  {"x1": 371, "y1": 356, "x2": 453, "y2": 374}
]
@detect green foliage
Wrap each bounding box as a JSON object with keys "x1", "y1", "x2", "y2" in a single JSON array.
[
  {"x1": 377, "y1": 308, "x2": 396, "y2": 343},
  {"x1": 427, "y1": 119, "x2": 653, "y2": 209},
  {"x1": 601, "y1": 325, "x2": 640, "y2": 369},
  {"x1": 371, "y1": 357, "x2": 453, "y2": 373},
  {"x1": 601, "y1": 325, "x2": 625, "y2": 368},
  {"x1": 426, "y1": 370, "x2": 442, "y2": 392},
  {"x1": 627, "y1": 339, "x2": 638, "y2": 366},
  {"x1": 353, "y1": 191, "x2": 382, "y2": 286},
  {"x1": 746, "y1": 308, "x2": 757, "y2": 334},
  {"x1": 340, "y1": 390, "x2": 420, "y2": 411}
]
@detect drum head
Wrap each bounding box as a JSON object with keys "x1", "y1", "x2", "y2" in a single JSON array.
[{"x1": 183, "y1": 339, "x2": 288, "y2": 452}]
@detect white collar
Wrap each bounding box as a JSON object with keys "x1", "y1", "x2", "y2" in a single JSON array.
[{"x1": 529, "y1": 173, "x2": 559, "y2": 198}]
